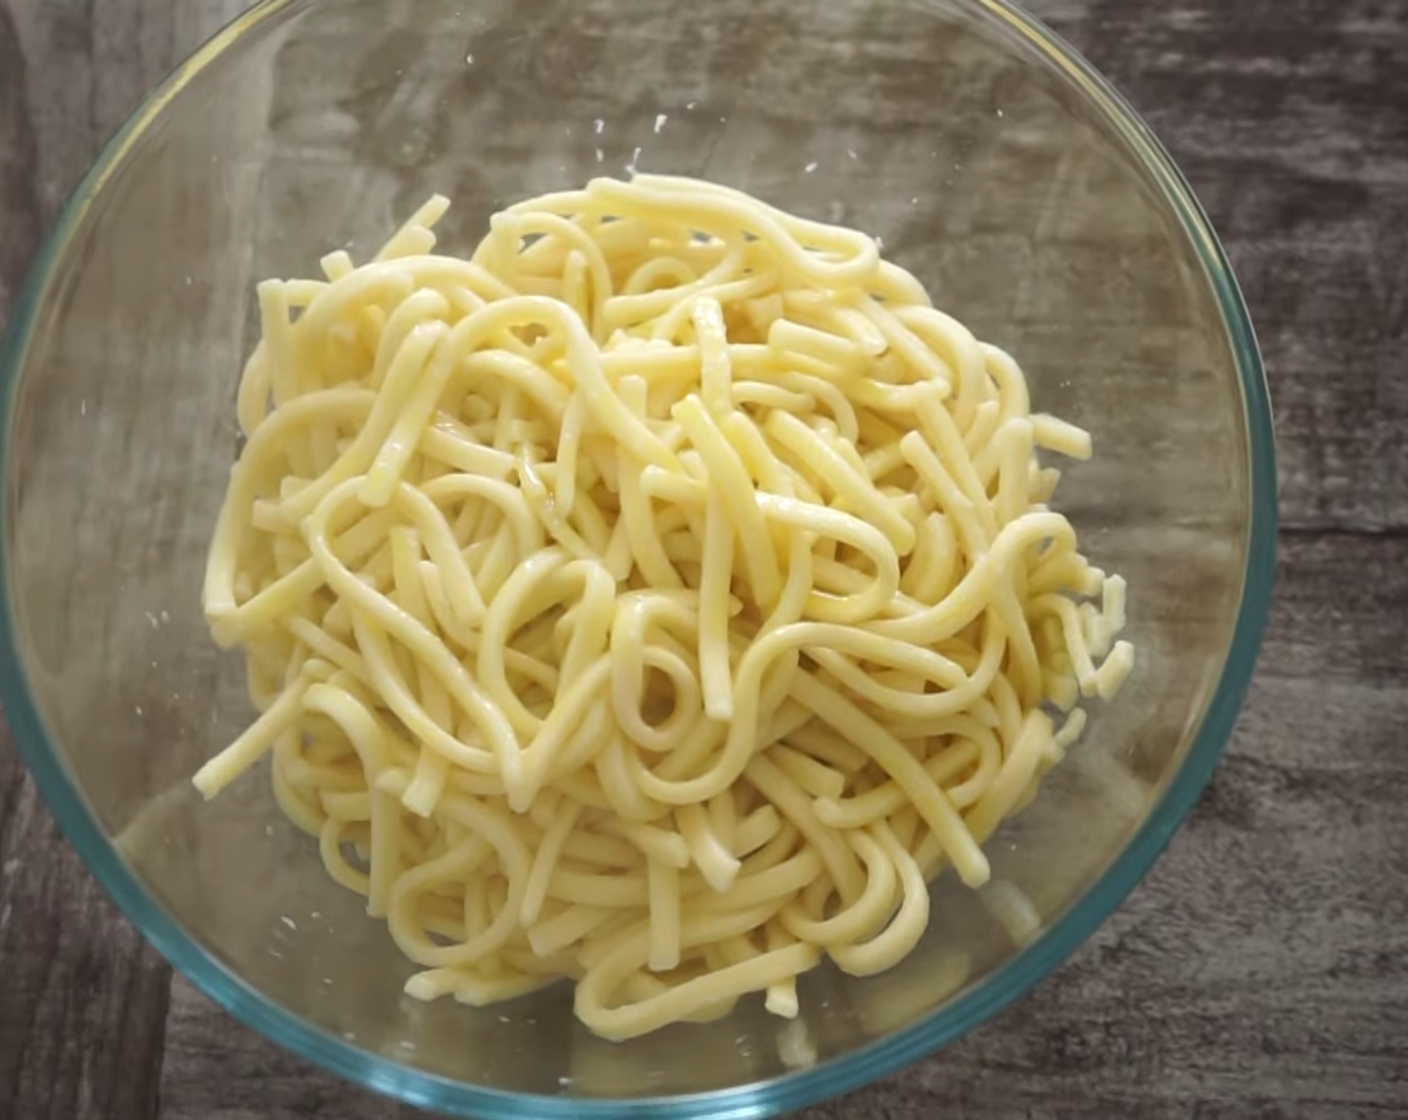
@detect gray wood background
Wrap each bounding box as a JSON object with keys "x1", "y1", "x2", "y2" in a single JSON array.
[{"x1": 1, "y1": 0, "x2": 1406, "y2": 1117}]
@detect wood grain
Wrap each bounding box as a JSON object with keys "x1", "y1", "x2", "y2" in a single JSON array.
[
  {"x1": 0, "y1": 0, "x2": 1406, "y2": 1118},
  {"x1": 1068, "y1": 0, "x2": 1408, "y2": 535},
  {"x1": 0, "y1": 5, "x2": 254, "y2": 1119},
  {"x1": 0, "y1": 757, "x2": 171, "y2": 1119},
  {"x1": 0, "y1": 0, "x2": 173, "y2": 1110}
]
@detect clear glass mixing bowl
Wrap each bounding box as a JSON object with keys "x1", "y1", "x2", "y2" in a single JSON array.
[{"x1": 0, "y1": 0, "x2": 1275, "y2": 1115}]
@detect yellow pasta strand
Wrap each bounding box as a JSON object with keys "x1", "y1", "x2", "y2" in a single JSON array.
[{"x1": 196, "y1": 175, "x2": 1132, "y2": 1040}]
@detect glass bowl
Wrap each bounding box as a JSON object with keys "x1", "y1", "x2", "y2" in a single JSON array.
[{"x1": 0, "y1": 0, "x2": 1275, "y2": 1115}]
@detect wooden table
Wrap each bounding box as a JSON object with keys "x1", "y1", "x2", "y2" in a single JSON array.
[{"x1": 1, "y1": 0, "x2": 1405, "y2": 1116}]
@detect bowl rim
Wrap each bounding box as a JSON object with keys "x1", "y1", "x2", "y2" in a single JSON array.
[{"x1": 0, "y1": 0, "x2": 1277, "y2": 1116}]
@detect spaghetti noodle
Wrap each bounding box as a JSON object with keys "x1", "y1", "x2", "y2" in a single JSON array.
[{"x1": 196, "y1": 175, "x2": 1132, "y2": 1040}]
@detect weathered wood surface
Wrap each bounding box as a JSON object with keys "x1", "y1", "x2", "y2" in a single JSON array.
[
  {"x1": 0, "y1": 8, "x2": 252, "y2": 1118},
  {"x1": 2, "y1": 0, "x2": 1407, "y2": 1117}
]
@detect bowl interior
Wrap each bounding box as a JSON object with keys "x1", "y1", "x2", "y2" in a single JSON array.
[{"x1": 1, "y1": 0, "x2": 1267, "y2": 1114}]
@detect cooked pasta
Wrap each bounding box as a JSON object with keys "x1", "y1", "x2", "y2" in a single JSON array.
[{"x1": 196, "y1": 175, "x2": 1132, "y2": 1040}]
